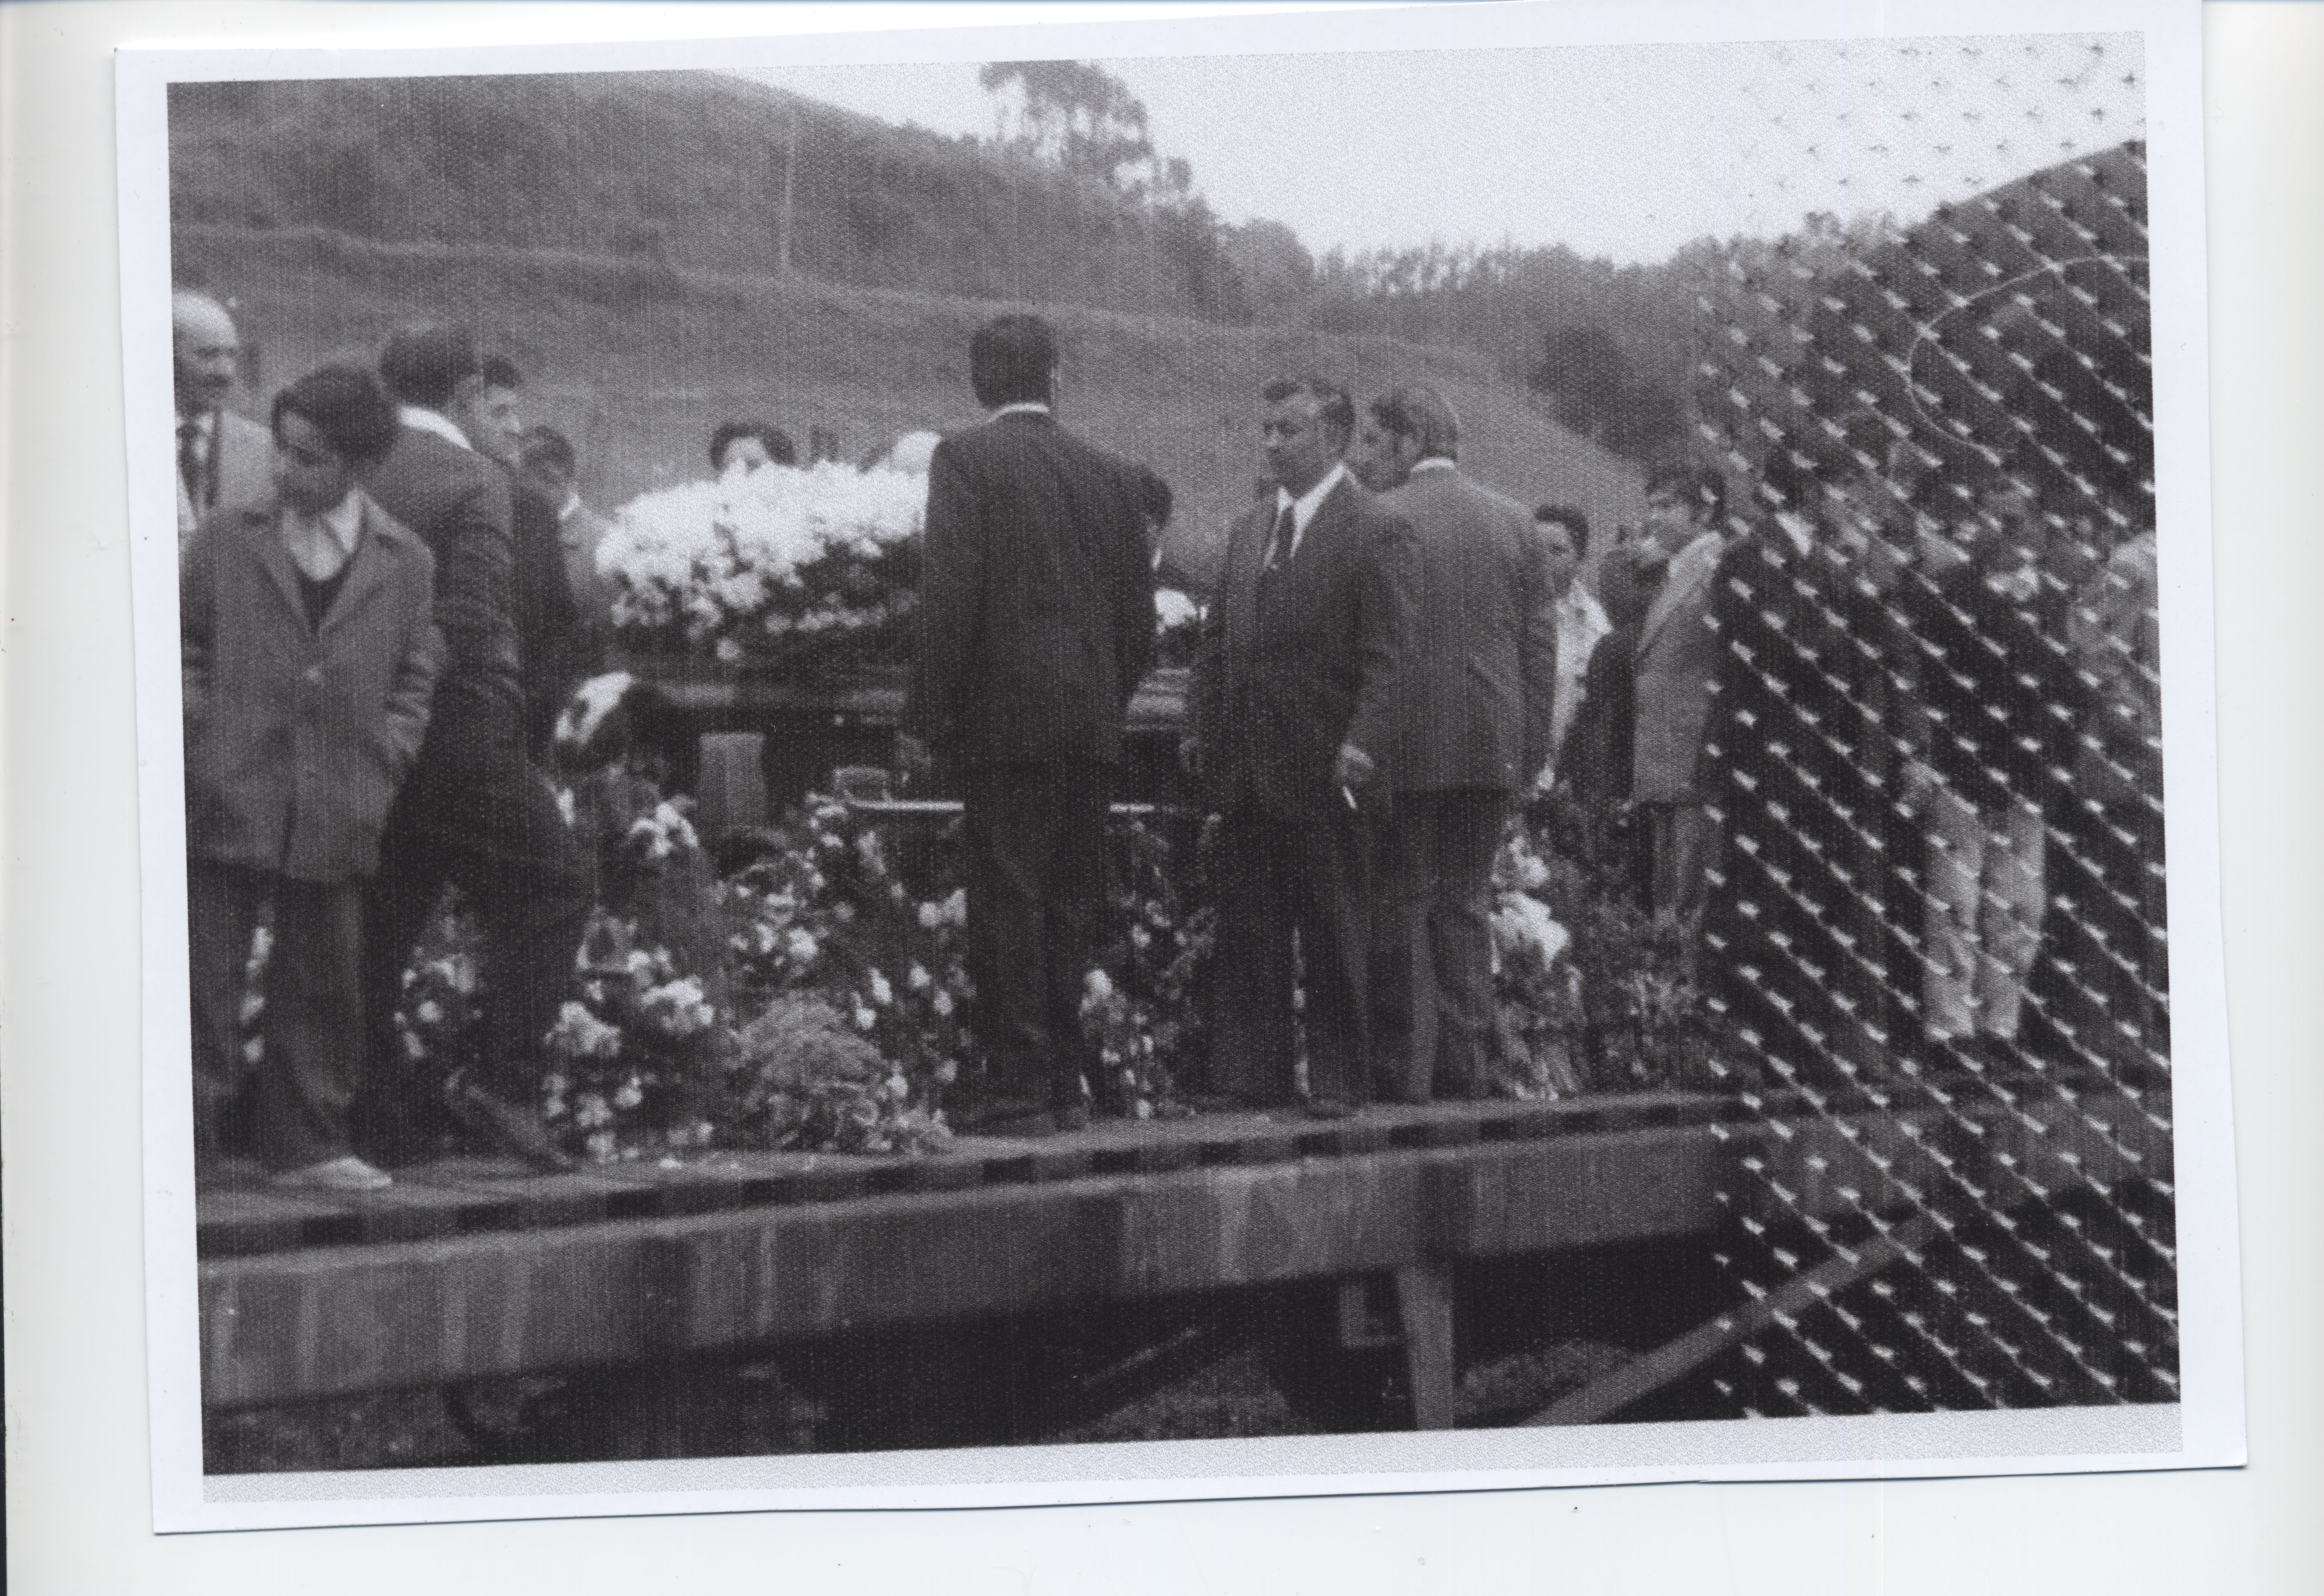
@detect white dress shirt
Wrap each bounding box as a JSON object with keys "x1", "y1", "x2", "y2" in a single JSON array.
[
  {"x1": 399, "y1": 404, "x2": 472, "y2": 452},
  {"x1": 281, "y1": 488, "x2": 366, "y2": 584},
  {"x1": 1272, "y1": 461, "x2": 1350, "y2": 560},
  {"x1": 1549, "y1": 583, "x2": 1612, "y2": 771}
]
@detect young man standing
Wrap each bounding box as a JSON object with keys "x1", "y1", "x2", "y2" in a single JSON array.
[{"x1": 182, "y1": 366, "x2": 440, "y2": 1190}]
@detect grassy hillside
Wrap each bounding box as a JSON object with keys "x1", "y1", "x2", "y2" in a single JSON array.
[
  {"x1": 170, "y1": 72, "x2": 1244, "y2": 324},
  {"x1": 173, "y1": 224, "x2": 1644, "y2": 577}
]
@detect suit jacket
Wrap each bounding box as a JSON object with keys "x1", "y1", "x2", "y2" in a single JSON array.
[
  {"x1": 182, "y1": 491, "x2": 441, "y2": 882},
  {"x1": 360, "y1": 425, "x2": 523, "y2": 770},
  {"x1": 1190, "y1": 474, "x2": 1420, "y2": 820},
  {"x1": 1558, "y1": 621, "x2": 1642, "y2": 807},
  {"x1": 176, "y1": 408, "x2": 274, "y2": 545},
  {"x1": 903, "y1": 411, "x2": 1158, "y2": 767},
  {"x1": 1375, "y1": 464, "x2": 1557, "y2": 793},
  {"x1": 1629, "y1": 529, "x2": 1725, "y2": 804}
]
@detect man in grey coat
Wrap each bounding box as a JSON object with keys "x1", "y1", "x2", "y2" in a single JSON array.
[
  {"x1": 1627, "y1": 462, "x2": 1734, "y2": 936},
  {"x1": 173, "y1": 290, "x2": 275, "y2": 547},
  {"x1": 183, "y1": 366, "x2": 440, "y2": 1190},
  {"x1": 1349, "y1": 386, "x2": 1558, "y2": 1100}
]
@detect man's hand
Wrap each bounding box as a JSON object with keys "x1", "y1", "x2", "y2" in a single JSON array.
[
  {"x1": 895, "y1": 731, "x2": 934, "y2": 786},
  {"x1": 1333, "y1": 741, "x2": 1378, "y2": 794}
]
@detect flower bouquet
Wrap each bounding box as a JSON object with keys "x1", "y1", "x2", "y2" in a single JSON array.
[{"x1": 597, "y1": 460, "x2": 927, "y2": 677}]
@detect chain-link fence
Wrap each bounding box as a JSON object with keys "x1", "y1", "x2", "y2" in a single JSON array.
[{"x1": 1655, "y1": 45, "x2": 2172, "y2": 1417}]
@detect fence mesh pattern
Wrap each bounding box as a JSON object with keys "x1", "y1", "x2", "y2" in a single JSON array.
[{"x1": 1672, "y1": 41, "x2": 2171, "y2": 1417}]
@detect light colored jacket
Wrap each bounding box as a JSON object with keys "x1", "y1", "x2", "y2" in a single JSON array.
[
  {"x1": 1628, "y1": 529, "x2": 1724, "y2": 804},
  {"x1": 182, "y1": 491, "x2": 441, "y2": 882}
]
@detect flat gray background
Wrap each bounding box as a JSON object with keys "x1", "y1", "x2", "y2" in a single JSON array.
[{"x1": 7, "y1": 2, "x2": 2319, "y2": 1590}]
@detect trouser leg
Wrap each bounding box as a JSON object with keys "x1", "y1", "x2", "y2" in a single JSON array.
[
  {"x1": 1297, "y1": 803, "x2": 1373, "y2": 1106},
  {"x1": 1429, "y1": 789, "x2": 1511, "y2": 1096},
  {"x1": 1040, "y1": 763, "x2": 1112, "y2": 1107},
  {"x1": 248, "y1": 878, "x2": 365, "y2": 1171},
  {"x1": 1369, "y1": 793, "x2": 1439, "y2": 1104},
  {"x1": 187, "y1": 862, "x2": 264, "y2": 1159},
  {"x1": 439, "y1": 761, "x2": 592, "y2": 1102},
  {"x1": 962, "y1": 764, "x2": 1055, "y2": 1098},
  {"x1": 1922, "y1": 788, "x2": 1985, "y2": 1042},
  {"x1": 360, "y1": 802, "x2": 455, "y2": 1108},
  {"x1": 1206, "y1": 801, "x2": 1298, "y2": 1104},
  {"x1": 1975, "y1": 802, "x2": 2047, "y2": 1042}
]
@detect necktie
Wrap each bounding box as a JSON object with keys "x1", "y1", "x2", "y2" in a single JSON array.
[
  {"x1": 1264, "y1": 501, "x2": 1297, "y2": 571},
  {"x1": 178, "y1": 418, "x2": 209, "y2": 508}
]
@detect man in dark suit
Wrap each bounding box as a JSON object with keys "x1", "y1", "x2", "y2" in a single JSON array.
[
  {"x1": 900, "y1": 314, "x2": 1160, "y2": 1135},
  {"x1": 458, "y1": 357, "x2": 597, "y2": 758},
  {"x1": 1348, "y1": 386, "x2": 1556, "y2": 1101},
  {"x1": 358, "y1": 325, "x2": 591, "y2": 1168},
  {"x1": 173, "y1": 290, "x2": 274, "y2": 547},
  {"x1": 1186, "y1": 378, "x2": 1420, "y2": 1116}
]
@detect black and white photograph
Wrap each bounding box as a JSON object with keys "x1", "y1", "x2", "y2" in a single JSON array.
[{"x1": 113, "y1": 0, "x2": 2237, "y2": 1530}]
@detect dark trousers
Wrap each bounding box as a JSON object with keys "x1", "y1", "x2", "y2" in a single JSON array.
[
  {"x1": 959, "y1": 760, "x2": 1111, "y2": 1106},
  {"x1": 360, "y1": 737, "x2": 592, "y2": 1109},
  {"x1": 1206, "y1": 796, "x2": 1373, "y2": 1106},
  {"x1": 1371, "y1": 787, "x2": 1511, "y2": 1102},
  {"x1": 188, "y1": 862, "x2": 364, "y2": 1171}
]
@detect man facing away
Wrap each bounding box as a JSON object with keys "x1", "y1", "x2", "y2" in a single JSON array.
[
  {"x1": 1186, "y1": 378, "x2": 1420, "y2": 1116},
  {"x1": 173, "y1": 290, "x2": 275, "y2": 548},
  {"x1": 1627, "y1": 462, "x2": 1735, "y2": 938},
  {"x1": 358, "y1": 324, "x2": 592, "y2": 1169},
  {"x1": 900, "y1": 314, "x2": 1161, "y2": 1136},
  {"x1": 183, "y1": 365, "x2": 440, "y2": 1191},
  {"x1": 1347, "y1": 386, "x2": 1556, "y2": 1103}
]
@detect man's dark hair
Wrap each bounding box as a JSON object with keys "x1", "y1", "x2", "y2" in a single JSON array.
[
  {"x1": 1644, "y1": 460, "x2": 1730, "y2": 531},
  {"x1": 1533, "y1": 503, "x2": 1591, "y2": 559},
  {"x1": 969, "y1": 314, "x2": 1060, "y2": 409},
  {"x1": 272, "y1": 365, "x2": 401, "y2": 469},
  {"x1": 377, "y1": 324, "x2": 481, "y2": 411},
  {"x1": 1261, "y1": 376, "x2": 1356, "y2": 448},
  {"x1": 709, "y1": 420, "x2": 797, "y2": 472},
  {"x1": 1368, "y1": 386, "x2": 1460, "y2": 461},
  {"x1": 478, "y1": 354, "x2": 525, "y2": 393},
  {"x1": 520, "y1": 424, "x2": 577, "y2": 475}
]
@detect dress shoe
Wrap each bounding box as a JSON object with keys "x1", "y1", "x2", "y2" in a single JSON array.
[
  {"x1": 445, "y1": 1076, "x2": 578, "y2": 1172},
  {"x1": 271, "y1": 1154, "x2": 394, "y2": 1193}
]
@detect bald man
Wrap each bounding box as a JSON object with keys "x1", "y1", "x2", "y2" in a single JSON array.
[{"x1": 173, "y1": 292, "x2": 274, "y2": 548}]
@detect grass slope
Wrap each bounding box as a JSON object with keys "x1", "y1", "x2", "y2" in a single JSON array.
[{"x1": 175, "y1": 225, "x2": 1644, "y2": 570}]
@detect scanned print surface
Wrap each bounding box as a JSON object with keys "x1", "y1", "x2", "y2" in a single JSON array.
[{"x1": 120, "y1": 0, "x2": 2232, "y2": 1531}]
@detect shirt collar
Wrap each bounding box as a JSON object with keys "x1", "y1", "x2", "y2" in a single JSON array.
[
  {"x1": 1408, "y1": 457, "x2": 1458, "y2": 476},
  {"x1": 991, "y1": 401, "x2": 1052, "y2": 419},
  {"x1": 1276, "y1": 461, "x2": 1350, "y2": 539},
  {"x1": 557, "y1": 489, "x2": 582, "y2": 524},
  {"x1": 281, "y1": 488, "x2": 365, "y2": 560},
  {"x1": 178, "y1": 408, "x2": 217, "y2": 439},
  {"x1": 400, "y1": 405, "x2": 472, "y2": 452}
]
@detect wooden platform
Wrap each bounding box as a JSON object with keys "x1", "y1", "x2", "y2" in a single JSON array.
[{"x1": 195, "y1": 1089, "x2": 2168, "y2": 1410}]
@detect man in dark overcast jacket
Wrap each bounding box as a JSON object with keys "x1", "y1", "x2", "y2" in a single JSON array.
[
  {"x1": 901, "y1": 314, "x2": 1160, "y2": 1135},
  {"x1": 358, "y1": 324, "x2": 591, "y2": 1168}
]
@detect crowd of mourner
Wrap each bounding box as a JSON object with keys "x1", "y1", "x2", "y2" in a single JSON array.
[{"x1": 173, "y1": 291, "x2": 2164, "y2": 1191}]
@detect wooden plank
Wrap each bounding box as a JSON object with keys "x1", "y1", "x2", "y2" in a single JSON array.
[
  {"x1": 1394, "y1": 1261, "x2": 1458, "y2": 1431},
  {"x1": 1116, "y1": 1159, "x2": 1428, "y2": 1297},
  {"x1": 1521, "y1": 1211, "x2": 1946, "y2": 1427},
  {"x1": 195, "y1": 1190, "x2": 360, "y2": 1258}
]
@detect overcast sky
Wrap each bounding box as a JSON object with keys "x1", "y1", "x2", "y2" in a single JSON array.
[{"x1": 736, "y1": 32, "x2": 2142, "y2": 264}]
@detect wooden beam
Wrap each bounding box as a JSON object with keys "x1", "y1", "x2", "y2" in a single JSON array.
[
  {"x1": 1520, "y1": 1211, "x2": 1944, "y2": 1428},
  {"x1": 1393, "y1": 1262, "x2": 1458, "y2": 1431}
]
